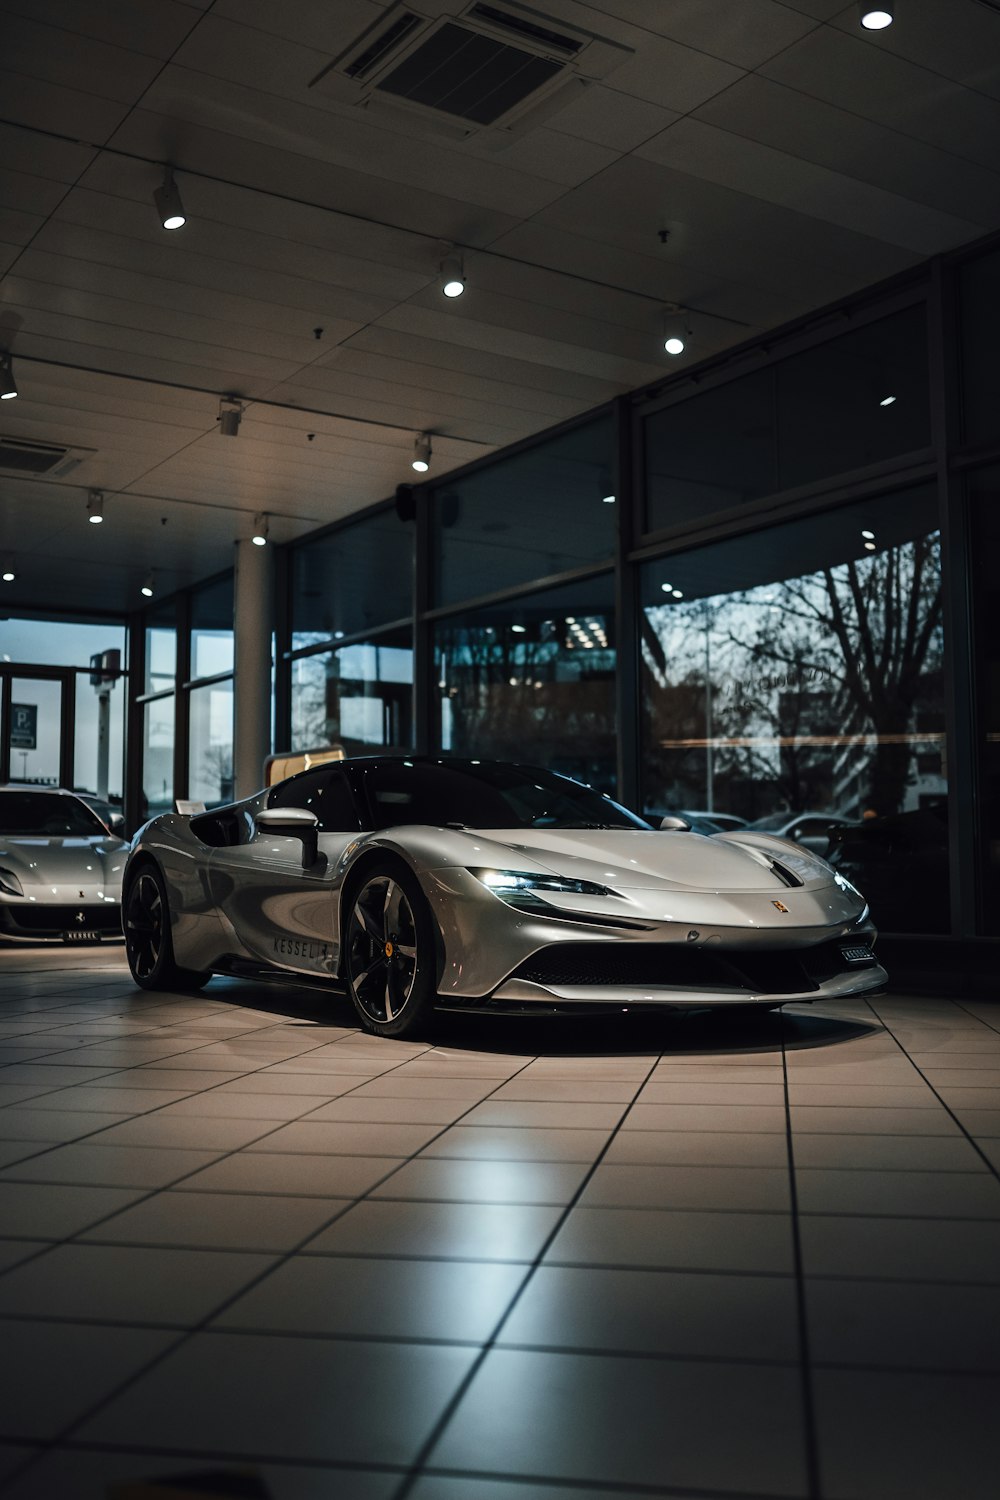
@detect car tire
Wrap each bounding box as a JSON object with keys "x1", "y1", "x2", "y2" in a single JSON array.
[
  {"x1": 343, "y1": 861, "x2": 437, "y2": 1039},
  {"x1": 124, "y1": 863, "x2": 211, "y2": 992}
]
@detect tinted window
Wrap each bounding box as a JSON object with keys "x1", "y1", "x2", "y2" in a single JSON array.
[
  {"x1": 268, "y1": 767, "x2": 362, "y2": 833},
  {"x1": 0, "y1": 792, "x2": 107, "y2": 837},
  {"x1": 361, "y1": 760, "x2": 647, "y2": 831}
]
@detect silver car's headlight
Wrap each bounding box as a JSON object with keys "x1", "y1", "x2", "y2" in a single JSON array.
[
  {"x1": 468, "y1": 868, "x2": 620, "y2": 906},
  {"x1": 834, "y1": 872, "x2": 862, "y2": 899},
  {"x1": 0, "y1": 867, "x2": 24, "y2": 897}
]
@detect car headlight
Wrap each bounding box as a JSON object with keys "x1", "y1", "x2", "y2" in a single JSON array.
[
  {"x1": 469, "y1": 868, "x2": 619, "y2": 904},
  {"x1": 834, "y1": 871, "x2": 862, "y2": 900},
  {"x1": 0, "y1": 867, "x2": 24, "y2": 897}
]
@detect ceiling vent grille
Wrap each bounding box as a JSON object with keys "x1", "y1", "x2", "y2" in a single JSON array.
[
  {"x1": 0, "y1": 437, "x2": 94, "y2": 476},
  {"x1": 312, "y1": 2, "x2": 629, "y2": 138}
]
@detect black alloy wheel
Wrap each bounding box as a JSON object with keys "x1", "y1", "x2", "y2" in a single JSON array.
[
  {"x1": 124, "y1": 865, "x2": 209, "y2": 992},
  {"x1": 345, "y1": 864, "x2": 436, "y2": 1037}
]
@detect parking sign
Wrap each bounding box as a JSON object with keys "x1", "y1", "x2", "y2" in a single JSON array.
[{"x1": 10, "y1": 704, "x2": 37, "y2": 750}]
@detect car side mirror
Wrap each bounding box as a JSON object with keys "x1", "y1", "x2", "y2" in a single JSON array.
[
  {"x1": 658, "y1": 815, "x2": 691, "y2": 831},
  {"x1": 255, "y1": 807, "x2": 320, "y2": 867},
  {"x1": 108, "y1": 813, "x2": 126, "y2": 837}
]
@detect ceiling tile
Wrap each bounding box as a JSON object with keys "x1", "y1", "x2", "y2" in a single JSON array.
[{"x1": 636, "y1": 117, "x2": 986, "y2": 253}]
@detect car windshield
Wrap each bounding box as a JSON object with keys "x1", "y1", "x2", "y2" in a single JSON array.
[
  {"x1": 0, "y1": 792, "x2": 108, "y2": 837},
  {"x1": 362, "y1": 761, "x2": 650, "y2": 832}
]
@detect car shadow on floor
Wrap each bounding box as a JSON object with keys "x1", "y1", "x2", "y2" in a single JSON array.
[{"x1": 149, "y1": 973, "x2": 880, "y2": 1059}]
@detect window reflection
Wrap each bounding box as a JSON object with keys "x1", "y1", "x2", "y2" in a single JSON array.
[
  {"x1": 434, "y1": 577, "x2": 616, "y2": 793},
  {"x1": 190, "y1": 575, "x2": 234, "y2": 679},
  {"x1": 641, "y1": 487, "x2": 946, "y2": 933},
  {"x1": 290, "y1": 632, "x2": 412, "y2": 754},
  {"x1": 432, "y1": 414, "x2": 614, "y2": 608},
  {"x1": 189, "y1": 680, "x2": 234, "y2": 808},
  {"x1": 142, "y1": 697, "x2": 174, "y2": 821},
  {"x1": 291, "y1": 510, "x2": 413, "y2": 648}
]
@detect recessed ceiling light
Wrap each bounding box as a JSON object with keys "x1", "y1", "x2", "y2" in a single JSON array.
[
  {"x1": 660, "y1": 583, "x2": 673, "y2": 593},
  {"x1": 861, "y1": 529, "x2": 875, "y2": 540},
  {"x1": 879, "y1": 394, "x2": 897, "y2": 406},
  {"x1": 511, "y1": 624, "x2": 526, "y2": 633},
  {"x1": 672, "y1": 589, "x2": 684, "y2": 599},
  {"x1": 864, "y1": 541, "x2": 877, "y2": 551},
  {"x1": 859, "y1": 2, "x2": 893, "y2": 29},
  {"x1": 602, "y1": 494, "x2": 616, "y2": 504}
]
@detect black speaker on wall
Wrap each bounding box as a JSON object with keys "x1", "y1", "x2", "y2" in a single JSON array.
[{"x1": 395, "y1": 484, "x2": 416, "y2": 522}]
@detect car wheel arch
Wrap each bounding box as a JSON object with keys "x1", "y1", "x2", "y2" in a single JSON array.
[{"x1": 337, "y1": 847, "x2": 444, "y2": 987}]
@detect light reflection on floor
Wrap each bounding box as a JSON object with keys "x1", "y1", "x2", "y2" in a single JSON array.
[{"x1": 0, "y1": 947, "x2": 997, "y2": 1499}]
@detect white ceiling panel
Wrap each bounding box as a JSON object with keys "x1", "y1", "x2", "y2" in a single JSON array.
[
  {"x1": 829, "y1": 0, "x2": 1000, "y2": 97},
  {"x1": 636, "y1": 118, "x2": 987, "y2": 254},
  {"x1": 606, "y1": 0, "x2": 818, "y2": 67},
  {"x1": 544, "y1": 85, "x2": 678, "y2": 152},
  {"x1": 761, "y1": 25, "x2": 1000, "y2": 171},
  {"x1": 0, "y1": 0, "x2": 997, "y2": 614},
  {"x1": 694, "y1": 74, "x2": 1000, "y2": 223}
]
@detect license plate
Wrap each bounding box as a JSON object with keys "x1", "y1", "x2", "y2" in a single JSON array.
[
  {"x1": 62, "y1": 930, "x2": 104, "y2": 943},
  {"x1": 841, "y1": 944, "x2": 874, "y2": 964}
]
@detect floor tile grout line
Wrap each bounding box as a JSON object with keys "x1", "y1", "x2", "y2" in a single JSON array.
[
  {"x1": 0, "y1": 1036, "x2": 549, "y2": 1492},
  {"x1": 388, "y1": 1044, "x2": 666, "y2": 1500},
  {"x1": 780, "y1": 1011, "x2": 822, "y2": 1500},
  {"x1": 863, "y1": 999, "x2": 1000, "y2": 1187}
]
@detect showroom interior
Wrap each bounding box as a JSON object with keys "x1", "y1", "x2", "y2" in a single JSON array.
[{"x1": 2, "y1": 1, "x2": 1000, "y2": 1497}]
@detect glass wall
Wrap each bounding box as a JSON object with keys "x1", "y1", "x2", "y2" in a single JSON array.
[
  {"x1": 190, "y1": 575, "x2": 234, "y2": 679},
  {"x1": 189, "y1": 678, "x2": 234, "y2": 807},
  {"x1": 291, "y1": 631, "x2": 413, "y2": 754},
  {"x1": 644, "y1": 306, "x2": 931, "y2": 535},
  {"x1": 431, "y1": 413, "x2": 614, "y2": 607},
  {"x1": 142, "y1": 695, "x2": 175, "y2": 821},
  {"x1": 291, "y1": 508, "x2": 412, "y2": 651},
  {"x1": 640, "y1": 485, "x2": 947, "y2": 932},
  {"x1": 969, "y1": 465, "x2": 1000, "y2": 933},
  {"x1": 959, "y1": 248, "x2": 1000, "y2": 447},
  {"x1": 0, "y1": 613, "x2": 127, "y2": 808},
  {"x1": 434, "y1": 574, "x2": 616, "y2": 792}
]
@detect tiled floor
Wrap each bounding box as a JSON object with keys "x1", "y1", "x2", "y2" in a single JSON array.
[{"x1": 0, "y1": 949, "x2": 998, "y2": 1499}]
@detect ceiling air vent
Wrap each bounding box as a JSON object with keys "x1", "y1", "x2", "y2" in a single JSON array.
[
  {"x1": 312, "y1": 2, "x2": 630, "y2": 139},
  {"x1": 0, "y1": 437, "x2": 95, "y2": 477}
]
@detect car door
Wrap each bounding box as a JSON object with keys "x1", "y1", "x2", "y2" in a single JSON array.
[{"x1": 207, "y1": 767, "x2": 363, "y2": 976}]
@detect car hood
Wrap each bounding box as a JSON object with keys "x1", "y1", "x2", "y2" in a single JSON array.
[
  {"x1": 425, "y1": 826, "x2": 831, "y2": 893},
  {"x1": 0, "y1": 835, "x2": 128, "y2": 892}
]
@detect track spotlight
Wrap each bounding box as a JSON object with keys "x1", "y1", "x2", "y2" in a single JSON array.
[
  {"x1": 154, "y1": 166, "x2": 186, "y2": 230},
  {"x1": 218, "y1": 398, "x2": 242, "y2": 437},
  {"x1": 141, "y1": 571, "x2": 154, "y2": 598},
  {"x1": 2, "y1": 560, "x2": 14, "y2": 582},
  {"x1": 0, "y1": 349, "x2": 17, "y2": 400},
  {"x1": 252, "y1": 513, "x2": 269, "y2": 546},
  {"x1": 859, "y1": 2, "x2": 893, "y2": 28},
  {"x1": 412, "y1": 433, "x2": 432, "y2": 473},
  {"x1": 441, "y1": 251, "x2": 465, "y2": 298},
  {"x1": 662, "y1": 307, "x2": 689, "y2": 357},
  {"x1": 87, "y1": 490, "x2": 105, "y2": 524}
]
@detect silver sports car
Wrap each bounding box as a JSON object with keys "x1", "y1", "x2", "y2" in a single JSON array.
[
  {"x1": 0, "y1": 787, "x2": 128, "y2": 943},
  {"x1": 122, "y1": 757, "x2": 886, "y2": 1037}
]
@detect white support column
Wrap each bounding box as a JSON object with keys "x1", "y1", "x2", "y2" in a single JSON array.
[{"x1": 233, "y1": 538, "x2": 273, "y2": 799}]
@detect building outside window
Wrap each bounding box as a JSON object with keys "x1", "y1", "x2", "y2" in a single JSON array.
[
  {"x1": 640, "y1": 485, "x2": 946, "y2": 933},
  {"x1": 291, "y1": 632, "x2": 413, "y2": 754}
]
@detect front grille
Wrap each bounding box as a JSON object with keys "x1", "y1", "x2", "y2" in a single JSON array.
[
  {"x1": 2, "y1": 904, "x2": 122, "y2": 935},
  {"x1": 512, "y1": 942, "x2": 829, "y2": 995}
]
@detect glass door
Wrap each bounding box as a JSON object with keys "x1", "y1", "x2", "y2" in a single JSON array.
[{"x1": 0, "y1": 672, "x2": 71, "y2": 788}]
